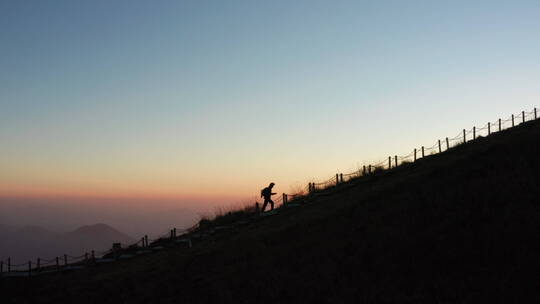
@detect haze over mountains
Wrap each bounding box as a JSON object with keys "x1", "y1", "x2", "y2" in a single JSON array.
[
  {"x1": 0, "y1": 197, "x2": 203, "y2": 237},
  {"x1": 0, "y1": 198, "x2": 206, "y2": 263},
  {"x1": 0, "y1": 223, "x2": 134, "y2": 263}
]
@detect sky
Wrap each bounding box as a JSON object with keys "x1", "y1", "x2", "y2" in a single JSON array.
[{"x1": 1, "y1": 0, "x2": 540, "y2": 215}]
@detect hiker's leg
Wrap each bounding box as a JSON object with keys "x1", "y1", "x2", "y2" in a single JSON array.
[
  {"x1": 261, "y1": 199, "x2": 269, "y2": 212},
  {"x1": 269, "y1": 199, "x2": 274, "y2": 210}
]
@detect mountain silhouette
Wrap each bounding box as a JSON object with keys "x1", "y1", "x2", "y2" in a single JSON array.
[
  {"x1": 61, "y1": 224, "x2": 135, "y2": 254},
  {"x1": 0, "y1": 224, "x2": 134, "y2": 263}
]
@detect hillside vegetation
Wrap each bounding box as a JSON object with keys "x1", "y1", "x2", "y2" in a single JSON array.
[{"x1": 3, "y1": 119, "x2": 540, "y2": 303}]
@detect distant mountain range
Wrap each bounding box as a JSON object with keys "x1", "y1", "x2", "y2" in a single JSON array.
[{"x1": 0, "y1": 224, "x2": 134, "y2": 264}]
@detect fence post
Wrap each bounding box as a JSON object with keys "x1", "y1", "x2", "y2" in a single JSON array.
[
  {"x1": 28, "y1": 261, "x2": 31, "y2": 277},
  {"x1": 414, "y1": 148, "x2": 417, "y2": 161},
  {"x1": 368, "y1": 165, "x2": 372, "y2": 174},
  {"x1": 488, "y1": 122, "x2": 491, "y2": 135},
  {"x1": 170, "y1": 229, "x2": 174, "y2": 240},
  {"x1": 340, "y1": 173, "x2": 343, "y2": 183},
  {"x1": 512, "y1": 114, "x2": 514, "y2": 127},
  {"x1": 388, "y1": 156, "x2": 391, "y2": 169},
  {"x1": 363, "y1": 165, "x2": 366, "y2": 176},
  {"x1": 463, "y1": 129, "x2": 466, "y2": 143},
  {"x1": 522, "y1": 111, "x2": 525, "y2": 123},
  {"x1": 394, "y1": 155, "x2": 398, "y2": 167},
  {"x1": 336, "y1": 174, "x2": 339, "y2": 185},
  {"x1": 56, "y1": 257, "x2": 59, "y2": 272},
  {"x1": 438, "y1": 140, "x2": 441, "y2": 153},
  {"x1": 499, "y1": 118, "x2": 502, "y2": 131},
  {"x1": 535, "y1": 108, "x2": 537, "y2": 120},
  {"x1": 145, "y1": 235, "x2": 148, "y2": 247},
  {"x1": 421, "y1": 146, "x2": 425, "y2": 158},
  {"x1": 282, "y1": 193, "x2": 287, "y2": 205},
  {"x1": 446, "y1": 137, "x2": 449, "y2": 150},
  {"x1": 91, "y1": 250, "x2": 95, "y2": 261}
]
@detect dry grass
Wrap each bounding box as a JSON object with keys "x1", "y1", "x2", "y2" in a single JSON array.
[{"x1": 195, "y1": 200, "x2": 260, "y2": 230}]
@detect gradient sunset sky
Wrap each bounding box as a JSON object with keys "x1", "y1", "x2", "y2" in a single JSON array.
[{"x1": 1, "y1": 1, "x2": 539, "y2": 205}]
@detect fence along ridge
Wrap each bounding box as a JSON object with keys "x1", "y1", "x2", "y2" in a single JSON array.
[
  {"x1": 1, "y1": 108, "x2": 537, "y2": 278},
  {"x1": 301, "y1": 108, "x2": 537, "y2": 193}
]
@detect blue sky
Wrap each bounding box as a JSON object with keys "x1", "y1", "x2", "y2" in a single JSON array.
[{"x1": 1, "y1": 0, "x2": 539, "y2": 200}]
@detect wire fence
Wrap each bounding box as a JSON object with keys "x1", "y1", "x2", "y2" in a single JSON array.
[
  {"x1": 0, "y1": 229, "x2": 191, "y2": 277},
  {"x1": 290, "y1": 108, "x2": 538, "y2": 199},
  {"x1": 1, "y1": 108, "x2": 537, "y2": 278}
]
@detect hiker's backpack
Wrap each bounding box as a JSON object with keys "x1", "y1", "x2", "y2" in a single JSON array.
[{"x1": 261, "y1": 187, "x2": 269, "y2": 198}]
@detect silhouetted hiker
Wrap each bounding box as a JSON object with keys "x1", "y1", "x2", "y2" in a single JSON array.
[{"x1": 260, "y1": 182, "x2": 276, "y2": 212}]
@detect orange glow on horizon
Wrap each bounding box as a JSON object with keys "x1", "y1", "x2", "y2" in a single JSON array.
[{"x1": 0, "y1": 183, "x2": 253, "y2": 204}]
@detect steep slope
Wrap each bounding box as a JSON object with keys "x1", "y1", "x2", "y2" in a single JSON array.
[{"x1": 3, "y1": 119, "x2": 540, "y2": 303}]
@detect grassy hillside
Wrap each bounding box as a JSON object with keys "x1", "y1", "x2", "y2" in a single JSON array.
[{"x1": 3, "y1": 119, "x2": 540, "y2": 303}]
